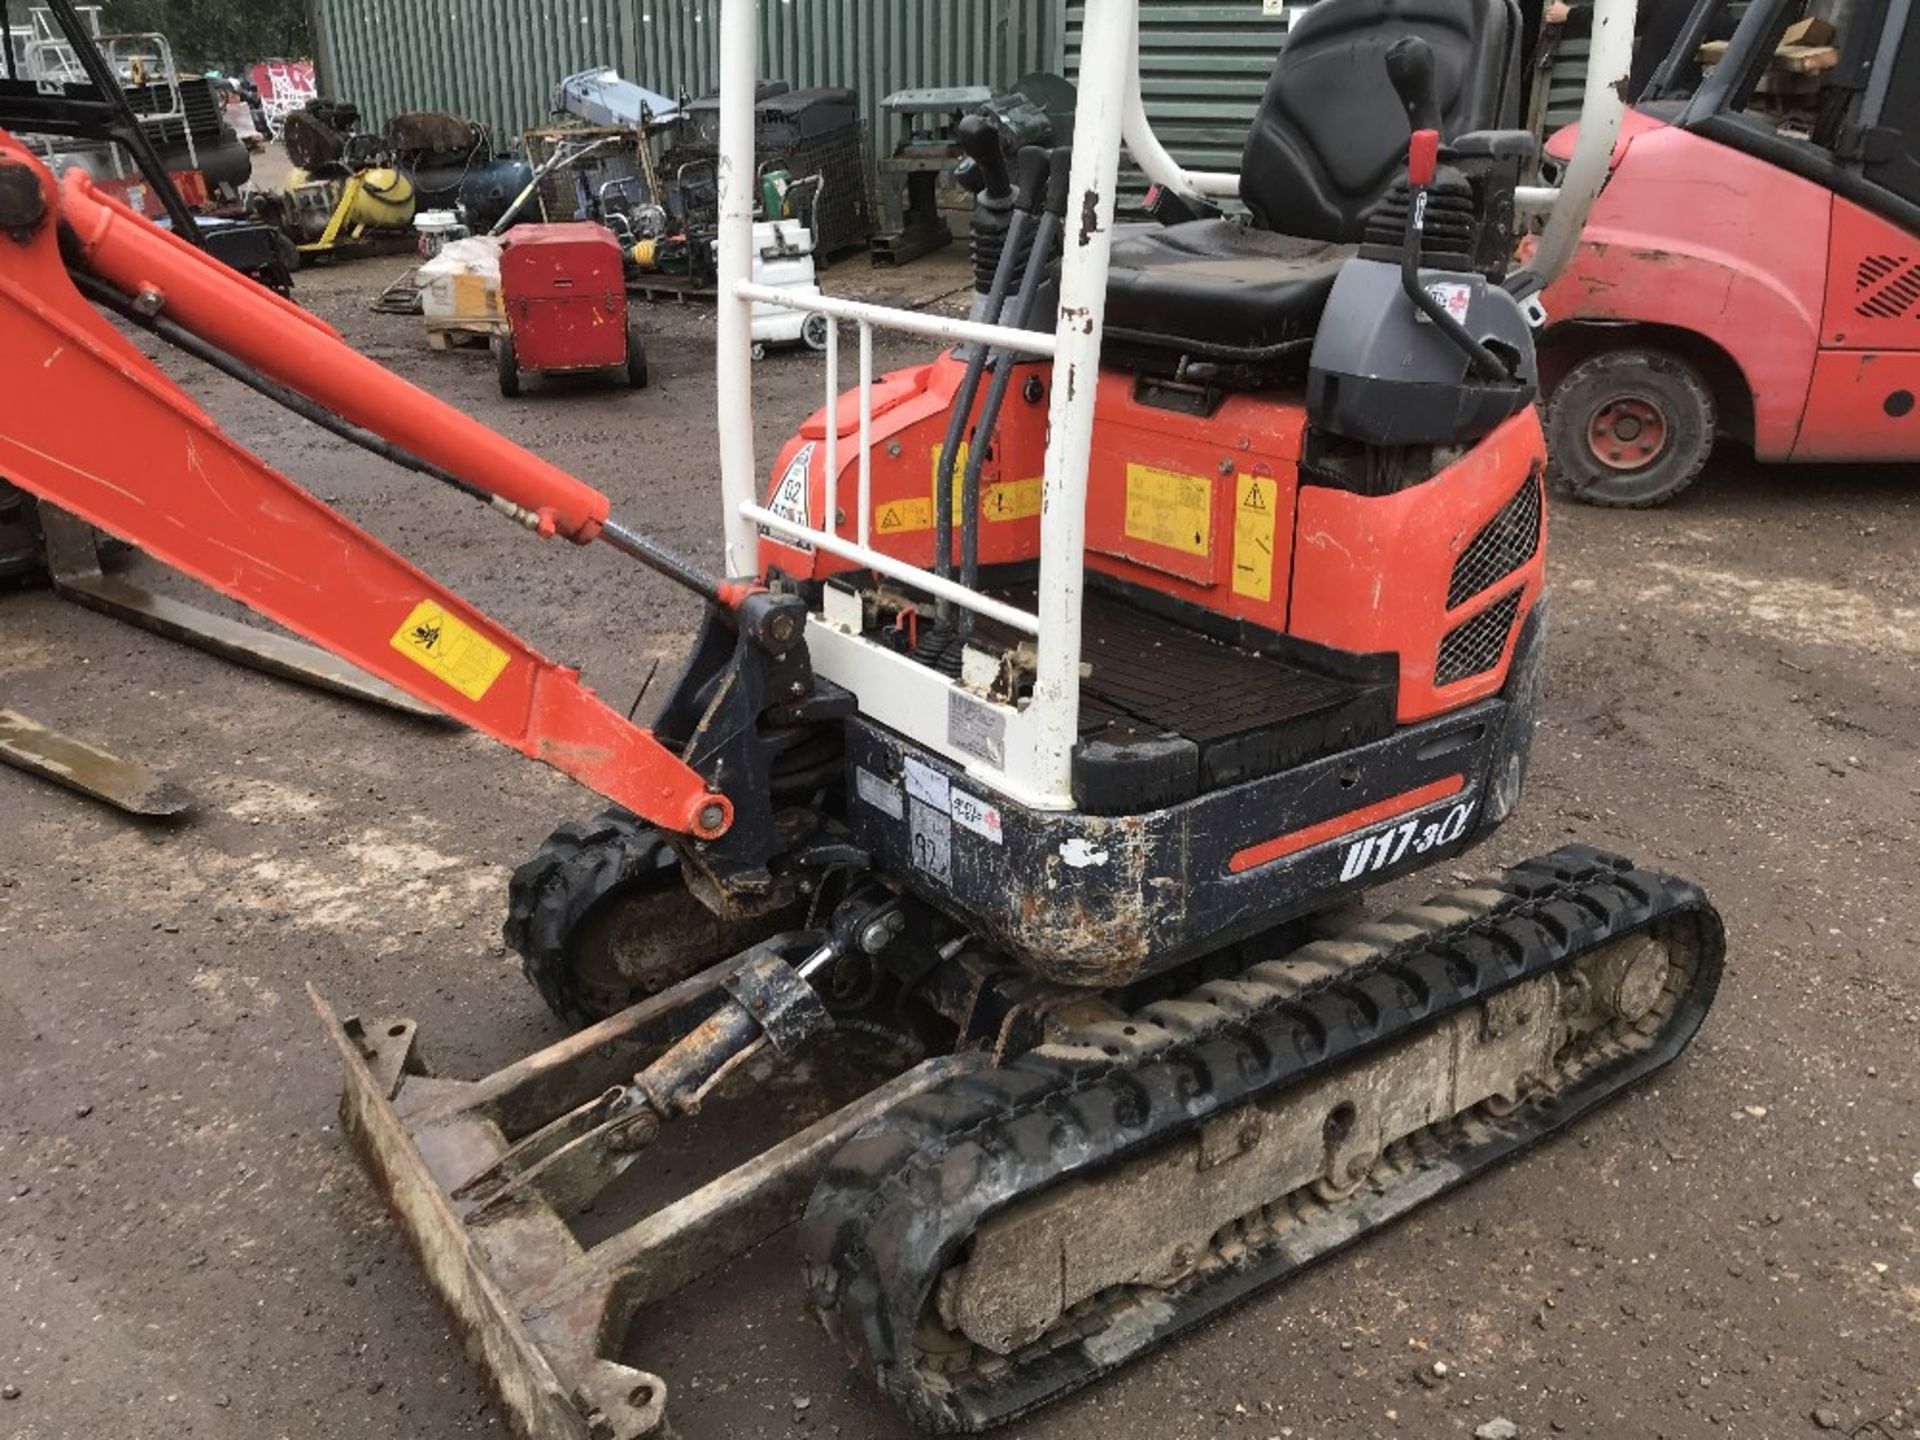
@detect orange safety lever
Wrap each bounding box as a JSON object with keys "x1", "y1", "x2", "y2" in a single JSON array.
[{"x1": 0, "y1": 135, "x2": 732, "y2": 840}]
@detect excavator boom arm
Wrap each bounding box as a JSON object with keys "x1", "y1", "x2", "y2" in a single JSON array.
[{"x1": 0, "y1": 134, "x2": 732, "y2": 840}]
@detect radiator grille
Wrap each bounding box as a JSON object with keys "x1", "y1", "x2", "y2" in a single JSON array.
[
  {"x1": 1447, "y1": 474, "x2": 1542, "y2": 610},
  {"x1": 1436, "y1": 588, "x2": 1523, "y2": 687},
  {"x1": 1854, "y1": 253, "x2": 1920, "y2": 319}
]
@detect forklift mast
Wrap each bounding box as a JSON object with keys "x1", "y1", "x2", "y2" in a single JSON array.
[{"x1": 0, "y1": 0, "x2": 205, "y2": 241}]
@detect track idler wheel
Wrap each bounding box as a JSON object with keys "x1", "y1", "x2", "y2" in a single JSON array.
[{"x1": 504, "y1": 808, "x2": 806, "y2": 1029}]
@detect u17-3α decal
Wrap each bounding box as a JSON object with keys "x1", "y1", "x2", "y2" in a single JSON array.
[{"x1": 1338, "y1": 799, "x2": 1476, "y2": 882}]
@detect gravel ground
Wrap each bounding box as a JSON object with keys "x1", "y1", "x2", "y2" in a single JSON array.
[{"x1": 1, "y1": 238, "x2": 1916, "y2": 1440}]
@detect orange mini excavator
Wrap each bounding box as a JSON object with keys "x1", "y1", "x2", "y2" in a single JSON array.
[{"x1": 0, "y1": 0, "x2": 1723, "y2": 1436}]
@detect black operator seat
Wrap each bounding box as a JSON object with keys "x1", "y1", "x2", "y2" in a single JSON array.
[{"x1": 1103, "y1": 0, "x2": 1522, "y2": 382}]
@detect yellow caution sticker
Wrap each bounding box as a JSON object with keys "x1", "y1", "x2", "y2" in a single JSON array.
[
  {"x1": 876, "y1": 496, "x2": 935, "y2": 534},
  {"x1": 984, "y1": 475, "x2": 1043, "y2": 522},
  {"x1": 1232, "y1": 474, "x2": 1279, "y2": 601},
  {"x1": 1124, "y1": 464, "x2": 1213, "y2": 557},
  {"x1": 390, "y1": 601, "x2": 510, "y2": 701},
  {"x1": 931, "y1": 441, "x2": 970, "y2": 522}
]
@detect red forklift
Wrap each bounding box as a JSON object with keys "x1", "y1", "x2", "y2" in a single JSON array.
[{"x1": 1539, "y1": 0, "x2": 1920, "y2": 505}]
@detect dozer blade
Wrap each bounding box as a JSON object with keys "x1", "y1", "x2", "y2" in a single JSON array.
[
  {"x1": 39, "y1": 507, "x2": 443, "y2": 719},
  {"x1": 312, "y1": 968, "x2": 980, "y2": 1440},
  {"x1": 0, "y1": 706, "x2": 191, "y2": 815}
]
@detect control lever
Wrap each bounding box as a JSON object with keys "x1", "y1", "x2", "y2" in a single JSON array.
[
  {"x1": 1380, "y1": 36, "x2": 1511, "y2": 382},
  {"x1": 1044, "y1": 142, "x2": 1074, "y2": 220},
  {"x1": 955, "y1": 114, "x2": 1011, "y2": 200},
  {"x1": 955, "y1": 147, "x2": 1061, "y2": 643},
  {"x1": 1383, "y1": 34, "x2": 1443, "y2": 135},
  {"x1": 928, "y1": 144, "x2": 1045, "y2": 642},
  {"x1": 1011, "y1": 144, "x2": 1053, "y2": 219}
]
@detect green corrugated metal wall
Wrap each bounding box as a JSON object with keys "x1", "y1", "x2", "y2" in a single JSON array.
[
  {"x1": 313, "y1": 0, "x2": 1066, "y2": 155},
  {"x1": 1066, "y1": 0, "x2": 1290, "y2": 198}
]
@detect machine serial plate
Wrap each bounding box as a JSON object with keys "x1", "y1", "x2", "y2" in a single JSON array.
[{"x1": 948, "y1": 691, "x2": 1007, "y2": 765}]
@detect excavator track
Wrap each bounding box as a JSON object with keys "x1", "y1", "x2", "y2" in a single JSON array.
[
  {"x1": 505, "y1": 809, "x2": 801, "y2": 1029},
  {"x1": 800, "y1": 846, "x2": 1724, "y2": 1433}
]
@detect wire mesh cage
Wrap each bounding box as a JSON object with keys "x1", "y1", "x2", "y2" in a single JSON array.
[{"x1": 519, "y1": 124, "x2": 662, "y2": 226}]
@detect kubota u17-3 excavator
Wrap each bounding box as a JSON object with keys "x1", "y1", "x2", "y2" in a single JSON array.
[{"x1": 0, "y1": 0, "x2": 1725, "y2": 1435}]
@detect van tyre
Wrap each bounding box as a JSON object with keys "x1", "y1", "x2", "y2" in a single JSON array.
[{"x1": 1548, "y1": 347, "x2": 1715, "y2": 508}]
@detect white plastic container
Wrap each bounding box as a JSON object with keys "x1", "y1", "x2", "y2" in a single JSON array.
[{"x1": 749, "y1": 219, "x2": 828, "y2": 357}]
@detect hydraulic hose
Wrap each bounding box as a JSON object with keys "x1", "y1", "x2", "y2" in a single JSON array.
[
  {"x1": 55, "y1": 165, "x2": 615, "y2": 543},
  {"x1": 68, "y1": 268, "x2": 493, "y2": 504},
  {"x1": 956, "y1": 148, "x2": 1070, "y2": 644},
  {"x1": 932, "y1": 119, "x2": 1029, "y2": 618}
]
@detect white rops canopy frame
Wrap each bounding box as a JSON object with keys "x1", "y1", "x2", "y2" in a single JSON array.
[{"x1": 712, "y1": 0, "x2": 1638, "y2": 812}]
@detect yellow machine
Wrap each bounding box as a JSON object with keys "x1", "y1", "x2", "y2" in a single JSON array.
[{"x1": 281, "y1": 165, "x2": 416, "y2": 258}]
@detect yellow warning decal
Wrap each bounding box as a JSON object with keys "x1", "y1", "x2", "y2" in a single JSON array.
[
  {"x1": 1232, "y1": 474, "x2": 1278, "y2": 601},
  {"x1": 1124, "y1": 464, "x2": 1213, "y2": 557},
  {"x1": 984, "y1": 475, "x2": 1043, "y2": 522},
  {"x1": 876, "y1": 496, "x2": 935, "y2": 534},
  {"x1": 931, "y1": 441, "x2": 970, "y2": 522},
  {"x1": 390, "y1": 601, "x2": 511, "y2": 701}
]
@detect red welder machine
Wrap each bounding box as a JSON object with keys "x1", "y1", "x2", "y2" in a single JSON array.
[{"x1": 496, "y1": 221, "x2": 649, "y2": 397}]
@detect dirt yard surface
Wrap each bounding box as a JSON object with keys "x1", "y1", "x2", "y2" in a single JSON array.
[{"x1": 2, "y1": 242, "x2": 1916, "y2": 1440}]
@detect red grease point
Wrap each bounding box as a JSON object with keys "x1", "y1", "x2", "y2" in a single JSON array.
[{"x1": 1408, "y1": 131, "x2": 1440, "y2": 188}]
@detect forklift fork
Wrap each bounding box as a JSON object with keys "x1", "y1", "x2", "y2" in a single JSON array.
[
  {"x1": 37, "y1": 506, "x2": 441, "y2": 718},
  {"x1": 0, "y1": 705, "x2": 190, "y2": 815}
]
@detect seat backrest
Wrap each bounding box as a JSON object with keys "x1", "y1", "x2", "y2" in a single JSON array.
[{"x1": 1240, "y1": 0, "x2": 1520, "y2": 241}]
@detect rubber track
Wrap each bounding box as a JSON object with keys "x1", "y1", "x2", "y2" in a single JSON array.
[
  {"x1": 798, "y1": 845, "x2": 1725, "y2": 1432},
  {"x1": 502, "y1": 808, "x2": 679, "y2": 1030}
]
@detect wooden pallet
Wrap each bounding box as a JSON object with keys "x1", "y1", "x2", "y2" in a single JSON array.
[
  {"x1": 1697, "y1": 38, "x2": 1839, "y2": 76},
  {"x1": 426, "y1": 316, "x2": 507, "y2": 351}
]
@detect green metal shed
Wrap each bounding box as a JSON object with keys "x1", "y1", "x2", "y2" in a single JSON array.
[
  {"x1": 1065, "y1": 0, "x2": 1293, "y2": 203},
  {"x1": 311, "y1": 0, "x2": 1067, "y2": 158}
]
